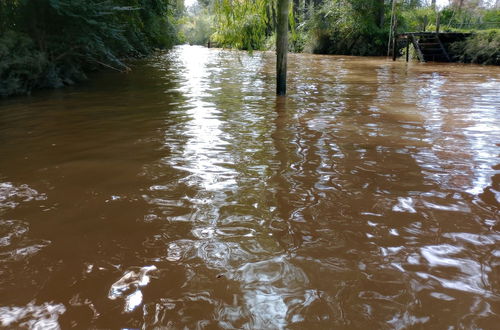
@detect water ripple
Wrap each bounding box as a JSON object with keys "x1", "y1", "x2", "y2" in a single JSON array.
[{"x1": 0, "y1": 302, "x2": 66, "y2": 329}]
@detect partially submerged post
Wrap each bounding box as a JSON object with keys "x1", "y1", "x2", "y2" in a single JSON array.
[
  {"x1": 406, "y1": 36, "x2": 410, "y2": 62},
  {"x1": 387, "y1": 0, "x2": 397, "y2": 57},
  {"x1": 276, "y1": 0, "x2": 290, "y2": 96},
  {"x1": 436, "y1": 11, "x2": 440, "y2": 34},
  {"x1": 392, "y1": 17, "x2": 398, "y2": 61}
]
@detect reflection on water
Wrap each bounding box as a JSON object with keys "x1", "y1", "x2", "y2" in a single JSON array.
[
  {"x1": 0, "y1": 45, "x2": 499, "y2": 328},
  {"x1": 0, "y1": 182, "x2": 47, "y2": 211},
  {"x1": 0, "y1": 302, "x2": 66, "y2": 328}
]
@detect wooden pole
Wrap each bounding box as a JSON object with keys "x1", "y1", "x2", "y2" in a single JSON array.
[
  {"x1": 392, "y1": 17, "x2": 398, "y2": 61},
  {"x1": 276, "y1": 0, "x2": 290, "y2": 96},
  {"x1": 392, "y1": 35, "x2": 397, "y2": 61},
  {"x1": 387, "y1": 0, "x2": 397, "y2": 57},
  {"x1": 406, "y1": 37, "x2": 410, "y2": 62},
  {"x1": 436, "y1": 11, "x2": 440, "y2": 34}
]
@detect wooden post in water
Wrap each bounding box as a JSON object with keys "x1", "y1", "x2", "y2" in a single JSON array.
[
  {"x1": 392, "y1": 17, "x2": 398, "y2": 61},
  {"x1": 387, "y1": 0, "x2": 397, "y2": 57},
  {"x1": 276, "y1": 0, "x2": 290, "y2": 96},
  {"x1": 406, "y1": 37, "x2": 410, "y2": 62},
  {"x1": 392, "y1": 35, "x2": 397, "y2": 61},
  {"x1": 436, "y1": 11, "x2": 440, "y2": 34}
]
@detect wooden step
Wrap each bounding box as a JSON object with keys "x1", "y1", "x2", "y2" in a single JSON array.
[{"x1": 396, "y1": 32, "x2": 471, "y2": 63}]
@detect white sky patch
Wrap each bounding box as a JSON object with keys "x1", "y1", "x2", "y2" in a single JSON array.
[
  {"x1": 436, "y1": 0, "x2": 449, "y2": 8},
  {"x1": 185, "y1": 0, "x2": 197, "y2": 7},
  {"x1": 425, "y1": 0, "x2": 497, "y2": 8},
  {"x1": 411, "y1": 0, "x2": 450, "y2": 9}
]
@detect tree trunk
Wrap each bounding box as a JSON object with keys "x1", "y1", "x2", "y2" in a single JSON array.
[
  {"x1": 375, "y1": 0, "x2": 385, "y2": 28},
  {"x1": 276, "y1": 0, "x2": 290, "y2": 96}
]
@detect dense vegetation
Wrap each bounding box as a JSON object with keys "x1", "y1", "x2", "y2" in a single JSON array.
[
  {"x1": 182, "y1": 0, "x2": 500, "y2": 62},
  {"x1": 0, "y1": 0, "x2": 184, "y2": 97},
  {"x1": 450, "y1": 29, "x2": 500, "y2": 65}
]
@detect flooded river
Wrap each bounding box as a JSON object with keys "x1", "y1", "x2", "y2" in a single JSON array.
[{"x1": 0, "y1": 45, "x2": 499, "y2": 329}]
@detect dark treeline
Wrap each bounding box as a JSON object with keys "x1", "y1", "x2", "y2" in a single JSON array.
[{"x1": 0, "y1": 0, "x2": 185, "y2": 97}]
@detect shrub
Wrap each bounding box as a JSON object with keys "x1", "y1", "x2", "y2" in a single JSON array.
[
  {"x1": 450, "y1": 29, "x2": 500, "y2": 65},
  {"x1": 0, "y1": 31, "x2": 50, "y2": 97},
  {"x1": 305, "y1": 0, "x2": 388, "y2": 56}
]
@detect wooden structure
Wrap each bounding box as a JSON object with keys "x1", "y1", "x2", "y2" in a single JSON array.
[{"x1": 394, "y1": 32, "x2": 471, "y2": 63}]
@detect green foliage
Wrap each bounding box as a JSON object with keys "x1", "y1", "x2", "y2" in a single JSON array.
[
  {"x1": 304, "y1": 0, "x2": 388, "y2": 56},
  {"x1": 0, "y1": 31, "x2": 49, "y2": 97},
  {"x1": 212, "y1": 0, "x2": 277, "y2": 50},
  {"x1": 398, "y1": 5, "x2": 500, "y2": 33},
  {"x1": 399, "y1": 7, "x2": 437, "y2": 32},
  {"x1": 180, "y1": 9, "x2": 214, "y2": 46},
  {"x1": 0, "y1": 0, "x2": 181, "y2": 97},
  {"x1": 482, "y1": 9, "x2": 500, "y2": 28},
  {"x1": 438, "y1": 7, "x2": 500, "y2": 31},
  {"x1": 450, "y1": 29, "x2": 500, "y2": 65}
]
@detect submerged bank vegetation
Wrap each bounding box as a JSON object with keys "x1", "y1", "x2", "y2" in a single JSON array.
[
  {"x1": 1, "y1": 0, "x2": 499, "y2": 97},
  {"x1": 451, "y1": 29, "x2": 500, "y2": 65},
  {"x1": 0, "y1": 0, "x2": 185, "y2": 97}
]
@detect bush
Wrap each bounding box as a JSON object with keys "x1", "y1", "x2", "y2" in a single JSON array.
[
  {"x1": 450, "y1": 29, "x2": 500, "y2": 65},
  {"x1": 399, "y1": 7, "x2": 437, "y2": 32},
  {"x1": 0, "y1": 31, "x2": 48, "y2": 97},
  {"x1": 305, "y1": 0, "x2": 388, "y2": 56}
]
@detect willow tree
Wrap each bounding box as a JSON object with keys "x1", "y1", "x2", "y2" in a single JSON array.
[{"x1": 213, "y1": 0, "x2": 275, "y2": 50}]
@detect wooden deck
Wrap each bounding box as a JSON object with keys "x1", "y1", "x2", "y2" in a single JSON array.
[{"x1": 394, "y1": 32, "x2": 472, "y2": 63}]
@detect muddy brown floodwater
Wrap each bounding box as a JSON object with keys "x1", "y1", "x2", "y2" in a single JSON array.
[{"x1": 0, "y1": 45, "x2": 499, "y2": 329}]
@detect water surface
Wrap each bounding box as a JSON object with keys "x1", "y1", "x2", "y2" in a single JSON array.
[{"x1": 0, "y1": 45, "x2": 499, "y2": 329}]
